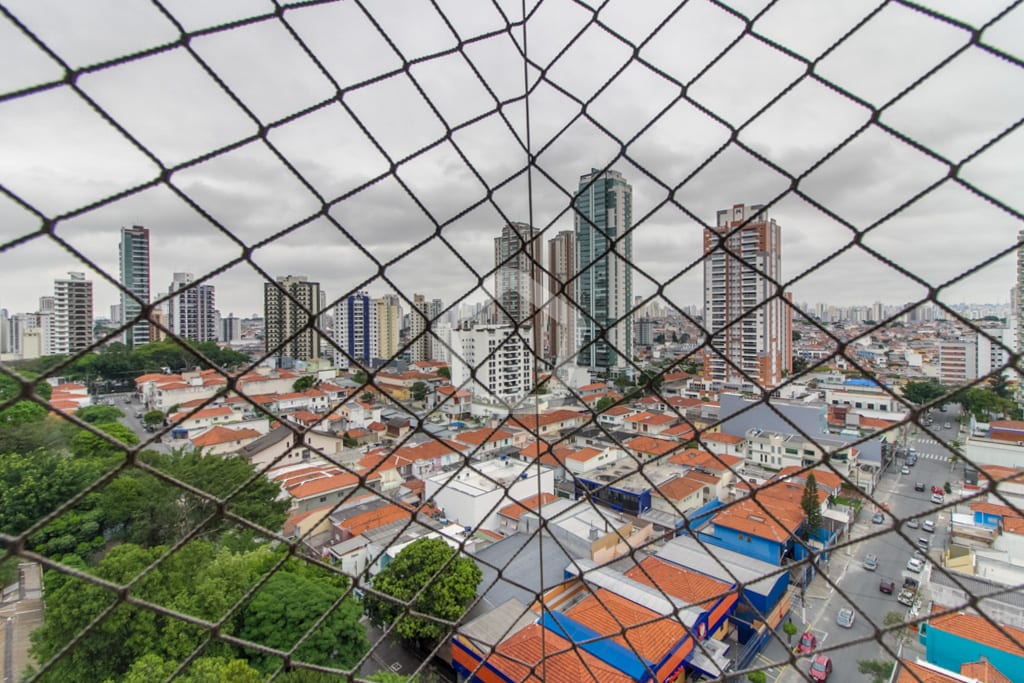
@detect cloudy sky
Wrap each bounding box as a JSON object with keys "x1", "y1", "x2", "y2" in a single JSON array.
[{"x1": 1, "y1": 0, "x2": 1022, "y2": 322}]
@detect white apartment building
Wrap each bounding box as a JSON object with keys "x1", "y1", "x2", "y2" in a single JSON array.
[
  {"x1": 938, "y1": 339, "x2": 977, "y2": 386},
  {"x1": 331, "y1": 291, "x2": 377, "y2": 369},
  {"x1": 167, "y1": 272, "x2": 217, "y2": 342},
  {"x1": 448, "y1": 323, "x2": 535, "y2": 404},
  {"x1": 51, "y1": 272, "x2": 93, "y2": 354}
]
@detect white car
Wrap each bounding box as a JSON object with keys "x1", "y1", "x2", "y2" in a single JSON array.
[
  {"x1": 923, "y1": 519, "x2": 936, "y2": 533},
  {"x1": 907, "y1": 557, "x2": 925, "y2": 573}
]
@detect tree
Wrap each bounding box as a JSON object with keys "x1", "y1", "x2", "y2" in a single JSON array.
[
  {"x1": 595, "y1": 396, "x2": 616, "y2": 413},
  {"x1": 437, "y1": 366, "x2": 451, "y2": 380},
  {"x1": 237, "y1": 570, "x2": 367, "y2": 673},
  {"x1": 353, "y1": 370, "x2": 368, "y2": 385},
  {"x1": 782, "y1": 619, "x2": 797, "y2": 645},
  {"x1": 69, "y1": 421, "x2": 140, "y2": 459},
  {"x1": 801, "y1": 473, "x2": 823, "y2": 536},
  {"x1": 944, "y1": 481, "x2": 952, "y2": 494},
  {"x1": 792, "y1": 357, "x2": 809, "y2": 374},
  {"x1": 653, "y1": 333, "x2": 666, "y2": 344},
  {"x1": 902, "y1": 379, "x2": 947, "y2": 405},
  {"x1": 365, "y1": 537, "x2": 482, "y2": 646},
  {"x1": 989, "y1": 373, "x2": 1012, "y2": 399},
  {"x1": 857, "y1": 659, "x2": 895, "y2": 683},
  {"x1": 613, "y1": 374, "x2": 634, "y2": 390},
  {"x1": 360, "y1": 391, "x2": 375, "y2": 403},
  {"x1": 293, "y1": 375, "x2": 317, "y2": 392},
  {"x1": 638, "y1": 369, "x2": 664, "y2": 395},
  {"x1": 792, "y1": 330, "x2": 802, "y2": 342},
  {"x1": 411, "y1": 381, "x2": 429, "y2": 402},
  {"x1": 143, "y1": 409, "x2": 165, "y2": 427},
  {"x1": 883, "y1": 610, "x2": 907, "y2": 643},
  {"x1": 74, "y1": 404, "x2": 125, "y2": 424},
  {"x1": 747, "y1": 672, "x2": 767, "y2": 683}
]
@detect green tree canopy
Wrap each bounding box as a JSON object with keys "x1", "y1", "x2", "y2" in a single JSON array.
[
  {"x1": 75, "y1": 404, "x2": 125, "y2": 424},
  {"x1": 901, "y1": 379, "x2": 947, "y2": 405},
  {"x1": 142, "y1": 409, "x2": 164, "y2": 427},
  {"x1": 801, "y1": 473, "x2": 823, "y2": 536},
  {"x1": 365, "y1": 537, "x2": 482, "y2": 646},
  {"x1": 857, "y1": 659, "x2": 895, "y2": 683},
  {"x1": 411, "y1": 381, "x2": 429, "y2": 402},
  {"x1": 293, "y1": 375, "x2": 317, "y2": 392},
  {"x1": 638, "y1": 369, "x2": 664, "y2": 395},
  {"x1": 437, "y1": 366, "x2": 451, "y2": 380},
  {"x1": 69, "y1": 421, "x2": 140, "y2": 460},
  {"x1": 595, "y1": 396, "x2": 616, "y2": 413}
]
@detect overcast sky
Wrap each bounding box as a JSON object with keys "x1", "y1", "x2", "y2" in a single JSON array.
[{"x1": 1, "y1": 0, "x2": 1022, "y2": 321}]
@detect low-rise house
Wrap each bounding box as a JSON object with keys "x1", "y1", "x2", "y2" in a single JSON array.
[
  {"x1": 597, "y1": 404, "x2": 636, "y2": 428},
  {"x1": 920, "y1": 608, "x2": 1024, "y2": 680},
  {"x1": 700, "y1": 497, "x2": 806, "y2": 566},
  {"x1": 434, "y1": 384, "x2": 471, "y2": 419},
  {"x1": 270, "y1": 463, "x2": 382, "y2": 515},
  {"x1": 699, "y1": 431, "x2": 746, "y2": 457},
  {"x1": 190, "y1": 425, "x2": 263, "y2": 456},
  {"x1": 453, "y1": 427, "x2": 515, "y2": 458},
  {"x1": 564, "y1": 446, "x2": 622, "y2": 474},
  {"x1": 495, "y1": 492, "x2": 559, "y2": 536},
  {"x1": 168, "y1": 405, "x2": 241, "y2": 434},
  {"x1": 239, "y1": 426, "x2": 349, "y2": 471},
  {"x1": 623, "y1": 410, "x2": 677, "y2": 435},
  {"x1": 625, "y1": 435, "x2": 679, "y2": 461}
]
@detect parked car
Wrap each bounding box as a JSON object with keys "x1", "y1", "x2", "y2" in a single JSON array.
[
  {"x1": 931, "y1": 485, "x2": 944, "y2": 495},
  {"x1": 863, "y1": 554, "x2": 878, "y2": 571},
  {"x1": 898, "y1": 577, "x2": 919, "y2": 606},
  {"x1": 915, "y1": 482, "x2": 926, "y2": 492},
  {"x1": 905, "y1": 518, "x2": 920, "y2": 529},
  {"x1": 872, "y1": 512, "x2": 885, "y2": 524},
  {"x1": 907, "y1": 455, "x2": 917, "y2": 466},
  {"x1": 836, "y1": 608, "x2": 855, "y2": 628},
  {"x1": 907, "y1": 557, "x2": 925, "y2": 573},
  {"x1": 917, "y1": 537, "x2": 930, "y2": 550},
  {"x1": 901, "y1": 465, "x2": 911, "y2": 475},
  {"x1": 923, "y1": 519, "x2": 936, "y2": 533},
  {"x1": 809, "y1": 654, "x2": 833, "y2": 682},
  {"x1": 796, "y1": 630, "x2": 818, "y2": 655},
  {"x1": 879, "y1": 577, "x2": 896, "y2": 594},
  {"x1": 931, "y1": 493, "x2": 945, "y2": 504}
]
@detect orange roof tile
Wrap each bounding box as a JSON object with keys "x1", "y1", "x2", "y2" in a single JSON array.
[
  {"x1": 960, "y1": 660, "x2": 1012, "y2": 683},
  {"x1": 662, "y1": 423, "x2": 697, "y2": 440},
  {"x1": 565, "y1": 590, "x2": 684, "y2": 663},
  {"x1": 567, "y1": 447, "x2": 605, "y2": 462},
  {"x1": 455, "y1": 427, "x2": 514, "y2": 446},
  {"x1": 626, "y1": 555, "x2": 732, "y2": 608},
  {"x1": 624, "y1": 411, "x2": 676, "y2": 426},
  {"x1": 754, "y1": 480, "x2": 829, "y2": 507},
  {"x1": 656, "y1": 476, "x2": 705, "y2": 502},
  {"x1": 859, "y1": 416, "x2": 900, "y2": 429},
  {"x1": 776, "y1": 466, "x2": 844, "y2": 492},
  {"x1": 1002, "y1": 517, "x2": 1024, "y2": 535},
  {"x1": 191, "y1": 426, "x2": 261, "y2": 447},
  {"x1": 507, "y1": 409, "x2": 587, "y2": 432},
  {"x1": 603, "y1": 405, "x2": 634, "y2": 417},
  {"x1": 712, "y1": 498, "x2": 805, "y2": 543},
  {"x1": 285, "y1": 472, "x2": 362, "y2": 499},
  {"x1": 169, "y1": 406, "x2": 234, "y2": 423},
  {"x1": 897, "y1": 660, "x2": 961, "y2": 683},
  {"x1": 970, "y1": 501, "x2": 1024, "y2": 519},
  {"x1": 667, "y1": 448, "x2": 743, "y2": 471},
  {"x1": 53, "y1": 383, "x2": 87, "y2": 390},
  {"x1": 977, "y1": 465, "x2": 1024, "y2": 484},
  {"x1": 928, "y1": 611, "x2": 1024, "y2": 658},
  {"x1": 497, "y1": 493, "x2": 559, "y2": 521},
  {"x1": 626, "y1": 435, "x2": 679, "y2": 457},
  {"x1": 486, "y1": 623, "x2": 633, "y2": 683},
  {"x1": 339, "y1": 504, "x2": 411, "y2": 536},
  {"x1": 701, "y1": 432, "x2": 745, "y2": 444},
  {"x1": 579, "y1": 382, "x2": 608, "y2": 392}
]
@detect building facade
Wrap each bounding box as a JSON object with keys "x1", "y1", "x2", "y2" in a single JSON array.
[
  {"x1": 374, "y1": 294, "x2": 402, "y2": 362},
  {"x1": 167, "y1": 272, "x2": 217, "y2": 343},
  {"x1": 938, "y1": 340, "x2": 978, "y2": 386},
  {"x1": 448, "y1": 323, "x2": 535, "y2": 404},
  {"x1": 407, "y1": 293, "x2": 432, "y2": 362},
  {"x1": 574, "y1": 168, "x2": 633, "y2": 372},
  {"x1": 494, "y1": 222, "x2": 542, "y2": 355},
  {"x1": 51, "y1": 272, "x2": 93, "y2": 354},
  {"x1": 547, "y1": 229, "x2": 576, "y2": 364},
  {"x1": 331, "y1": 291, "x2": 377, "y2": 368},
  {"x1": 264, "y1": 275, "x2": 322, "y2": 362},
  {"x1": 702, "y1": 203, "x2": 791, "y2": 390},
  {"x1": 119, "y1": 225, "x2": 151, "y2": 348}
]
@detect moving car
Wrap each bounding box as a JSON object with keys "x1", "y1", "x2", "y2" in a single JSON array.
[
  {"x1": 796, "y1": 630, "x2": 818, "y2": 655},
  {"x1": 906, "y1": 518, "x2": 920, "y2": 529},
  {"x1": 907, "y1": 557, "x2": 925, "y2": 573},
  {"x1": 879, "y1": 577, "x2": 896, "y2": 594},
  {"x1": 931, "y1": 493, "x2": 945, "y2": 504},
  {"x1": 944, "y1": 422, "x2": 952, "y2": 429},
  {"x1": 901, "y1": 465, "x2": 911, "y2": 475},
  {"x1": 917, "y1": 537, "x2": 930, "y2": 550},
  {"x1": 836, "y1": 608, "x2": 855, "y2": 628},
  {"x1": 809, "y1": 654, "x2": 833, "y2": 682},
  {"x1": 915, "y1": 482, "x2": 926, "y2": 492},
  {"x1": 932, "y1": 485, "x2": 944, "y2": 495},
  {"x1": 907, "y1": 455, "x2": 917, "y2": 466},
  {"x1": 863, "y1": 553, "x2": 878, "y2": 571},
  {"x1": 923, "y1": 519, "x2": 936, "y2": 533},
  {"x1": 872, "y1": 512, "x2": 885, "y2": 524}
]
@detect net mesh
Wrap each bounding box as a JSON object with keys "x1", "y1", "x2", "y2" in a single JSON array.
[{"x1": 1, "y1": 0, "x2": 1023, "y2": 681}]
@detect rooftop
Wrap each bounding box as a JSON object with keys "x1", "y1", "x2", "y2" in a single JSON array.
[{"x1": 928, "y1": 610, "x2": 1024, "y2": 658}]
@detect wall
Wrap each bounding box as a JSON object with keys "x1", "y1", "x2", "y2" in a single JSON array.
[
  {"x1": 924, "y1": 621, "x2": 1024, "y2": 683},
  {"x1": 699, "y1": 525, "x2": 782, "y2": 565}
]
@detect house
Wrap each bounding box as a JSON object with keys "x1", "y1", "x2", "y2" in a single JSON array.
[
  {"x1": 506, "y1": 408, "x2": 589, "y2": 438},
  {"x1": 190, "y1": 425, "x2": 263, "y2": 456},
  {"x1": 434, "y1": 384, "x2": 471, "y2": 419},
  {"x1": 921, "y1": 609, "x2": 1024, "y2": 682},
  {"x1": 269, "y1": 463, "x2": 382, "y2": 514},
  {"x1": 698, "y1": 431, "x2": 746, "y2": 457},
  {"x1": 700, "y1": 498, "x2": 806, "y2": 565},
  {"x1": 597, "y1": 404, "x2": 636, "y2": 428},
  {"x1": 623, "y1": 411, "x2": 677, "y2": 435},
  {"x1": 453, "y1": 427, "x2": 515, "y2": 458},
  {"x1": 652, "y1": 475, "x2": 713, "y2": 519},
  {"x1": 167, "y1": 405, "x2": 241, "y2": 434},
  {"x1": 563, "y1": 446, "x2": 622, "y2": 474},
  {"x1": 625, "y1": 435, "x2": 679, "y2": 461},
  {"x1": 385, "y1": 417, "x2": 411, "y2": 440},
  {"x1": 385, "y1": 438, "x2": 466, "y2": 479},
  {"x1": 896, "y1": 658, "x2": 1015, "y2": 683},
  {"x1": 239, "y1": 426, "x2": 349, "y2": 471},
  {"x1": 495, "y1": 492, "x2": 559, "y2": 536}
]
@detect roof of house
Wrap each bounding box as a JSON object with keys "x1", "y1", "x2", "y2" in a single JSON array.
[
  {"x1": 1002, "y1": 517, "x2": 1024, "y2": 535},
  {"x1": 667, "y1": 448, "x2": 743, "y2": 472},
  {"x1": 436, "y1": 385, "x2": 471, "y2": 398},
  {"x1": 603, "y1": 405, "x2": 635, "y2": 417},
  {"x1": 776, "y1": 466, "x2": 844, "y2": 492},
  {"x1": 860, "y1": 416, "x2": 900, "y2": 429},
  {"x1": 626, "y1": 436, "x2": 679, "y2": 457},
  {"x1": 752, "y1": 480, "x2": 829, "y2": 507},
  {"x1": 454, "y1": 427, "x2": 514, "y2": 446},
  {"x1": 566, "y1": 447, "x2": 605, "y2": 463},
  {"x1": 624, "y1": 411, "x2": 676, "y2": 426},
  {"x1": 191, "y1": 426, "x2": 262, "y2": 447},
  {"x1": 960, "y1": 659, "x2": 1012, "y2": 683},
  {"x1": 969, "y1": 501, "x2": 1023, "y2": 519},
  {"x1": 656, "y1": 476, "x2": 706, "y2": 502},
  {"x1": 517, "y1": 441, "x2": 573, "y2": 467},
  {"x1": 287, "y1": 410, "x2": 322, "y2": 424},
  {"x1": 579, "y1": 382, "x2": 608, "y2": 392},
  {"x1": 497, "y1": 492, "x2": 559, "y2": 521},
  {"x1": 507, "y1": 409, "x2": 587, "y2": 432},
  {"x1": 662, "y1": 423, "x2": 696, "y2": 440},
  {"x1": 486, "y1": 623, "x2": 633, "y2": 683},
  {"x1": 897, "y1": 660, "x2": 961, "y2": 683},
  {"x1": 565, "y1": 589, "x2": 684, "y2": 663},
  {"x1": 701, "y1": 432, "x2": 745, "y2": 444},
  {"x1": 282, "y1": 472, "x2": 363, "y2": 499},
  {"x1": 338, "y1": 503, "x2": 412, "y2": 536},
  {"x1": 712, "y1": 498, "x2": 805, "y2": 543},
  {"x1": 626, "y1": 555, "x2": 732, "y2": 608},
  {"x1": 169, "y1": 406, "x2": 234, "y2": 424},
  {"x1": 989, "y1": 420, "x2": 1024, "y2": 432},
  {"x1": 977, "y1": 465, "x2": 1024, "y2": 484},
  {"x1": 928, "y1": 610, "x2": 1024, "y2": 659}
]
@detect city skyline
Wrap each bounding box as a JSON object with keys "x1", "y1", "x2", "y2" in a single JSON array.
[{"x1": 1, "y1": 3, "x2": 1022, "y2": 321}]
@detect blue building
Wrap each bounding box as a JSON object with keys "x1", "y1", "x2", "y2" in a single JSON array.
[
  {"x1": 920, "y1": 610, "x2": 1024, "y2": 682},
  {"x1": 331, "y1": 291, "x2": 375, "y2": 369}
]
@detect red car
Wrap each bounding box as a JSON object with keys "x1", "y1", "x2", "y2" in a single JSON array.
[
  {"x1": 810, "y1": 654, "x2": 833, "y2": 682},
  {"x1": 932, "y1": 485, "x2": 944, "y2": 495},
  {"x1": 879, "y1": 578, "x2": 896, "y2": 594},
  {"x1": 796, "y1": 630, "x2": 818, "y2": 655}
]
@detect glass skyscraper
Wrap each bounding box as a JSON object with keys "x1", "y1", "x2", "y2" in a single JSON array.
[
  {"x1": 119, "y1": 225, "x2": 151, "y2": 348},
  {"x1": 574, "y1": 168, "x2": 633, "y2": 372}
]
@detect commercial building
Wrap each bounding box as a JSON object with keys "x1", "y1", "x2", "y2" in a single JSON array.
[
  {"x1": 574, "y1": 168, "x2": 633, "y2": 372},
  {"x1": 407, "y1": 293, "x2": 432, "y2": 362},
  {"x1": 374, "y1": 294, "x2": 402, "y2": 362},
  {"x1": 330, "y1": 291, "x2": 377, "y2": 368},
  {"x1": 119, "y1": 225, "x2": 151, "y2": 348},
  {"x1": 167, "y1": 272, "x2": 217, "y2": 343},
  {"x1": 264, "y1": 275, "x2": 322, "y2": 362},
  {"x1": 702, "y1": 204, "x2": 791, "y2": 391},
  {"x1": 51, "y1": 272, "x2": 93, "y2": 354},
  {"x1": 494, "y1": 222, "x2": 542, "y2": 355},
  {"x1": 547, "y1": 229, "x2": 576, "y2": 364},
  {"x1": 938, "y1": 339, "x2": 977, "y2": 386}
]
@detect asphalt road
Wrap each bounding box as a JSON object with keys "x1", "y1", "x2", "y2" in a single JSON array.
[{"x1": 768, "y1": 411, "x2": 964, "y2": 682}]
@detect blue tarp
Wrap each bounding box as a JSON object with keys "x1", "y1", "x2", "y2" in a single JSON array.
[{"x1": 541, "y1": 611, "x2": 653, "y2": 682}]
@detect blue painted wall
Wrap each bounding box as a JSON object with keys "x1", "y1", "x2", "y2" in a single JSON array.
[
  {"x1": 698, "y1": 526, "x2": 784, "y2": 565},
  {"x1": 923, "y1": 620, "x2": 1024, "y2": 683}
]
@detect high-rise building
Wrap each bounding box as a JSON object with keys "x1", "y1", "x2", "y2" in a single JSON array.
[
  {"x1": 494, "y1": 221, "x2": 542, "y2": 326},
  {"x1": 119, "y1": 225, "x2": 151, "y2": 348},
  {"x1": 167, "y1": 273, "x2": 217, "y2": 342},
  {"x1": 219, "y1": 312, "x2": 241, "y2": 344},
  {"x1": 331, "y1": 291, "x2": 377, "y2": 369},
  {"x1": 264, "y1": 275, "x2": 322, "y2": 362},
  {"x1": 374, "y1": 295, "x2": 402, "y2": 362},
  {"x1": 574, "y1": 168, "x2": 633, "y2": 372},
  {"x1": 547, "y1": 230, "x2": 576, "y2": 363},
  {"x1": 448, "y1": 323, "x2": 534, "y2": 404},
  {"x1": 702, "y1": 203, "x2": 791, "y2": 390},
  {"x1": 51, "y1": 272, "x2": 93, "y2": 355},
  {"x1": 408, "y1": 294, "x2": 432, "y2": 362},
  {"x1": 0, "y1": 308, "x2": 10, "y2": 355}
]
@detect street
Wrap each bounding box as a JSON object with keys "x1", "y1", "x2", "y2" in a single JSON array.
[{"x1": 763, "y1": 407, "x2": 963, "y2": 682}]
